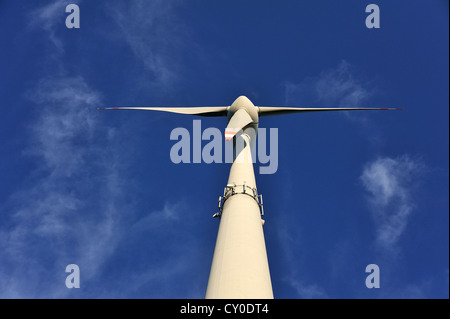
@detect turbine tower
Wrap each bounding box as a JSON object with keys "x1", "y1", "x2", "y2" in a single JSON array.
[{"x1": 100, "y1": 96, "x2": 401, "y2": 298}]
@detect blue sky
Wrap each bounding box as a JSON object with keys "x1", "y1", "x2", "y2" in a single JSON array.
[{"x1": 0, "y1": 0, "x2": 448, "y2": 298}]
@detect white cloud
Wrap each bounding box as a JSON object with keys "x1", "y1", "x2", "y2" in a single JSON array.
[
  {"x1": 360, "y1": 155, "x2": 422, "y2": 250},
  {"x1": 130, "y1": 202, "x2": 181, "y2": 232},
  {"x1": 283, "y1": 61, "x2": 373, "y2": 122},
  {"x1": 0, "y1": 0, "x2": 196, "y2": 296},
  {"x1": 285, "y1": 60, "x2": 370, "y2": 106},
  {"x1": 314, "y1": 61, "x2": 370, "y2": 107},
  {"x1": 29, "y1": 0, "x2": 190, "y2": 91},
  {"x1": 108, "y1": 0, "x2": 189, "y2": 90},
  {"x1": 29, "y1": 0, "x2": 76, "y2": 53},
  {"x1": 0, "y1": 76, "x2": 124, "y2": 297},
  {"x1": 26, "y1": 77, "x2": 101, "y2": 174},
  {"x1": 287, "y1": 278, "x2": 327, "y2": 299},
  {"x1": 0, "y1": 83, "x2": 200, "y2": 297},
  {"x1": 276, "y1": 221, "x2": 328, "y2": 298}
]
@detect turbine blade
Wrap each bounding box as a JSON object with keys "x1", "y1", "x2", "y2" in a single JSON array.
[
  {"x1": 258, "y1": 106, "x2": 404, "y2": 116},
  {"x1": 225, "y1": 109, "x2": 254, "y2": 141},
  {"x1": 98, "y1": 106, "x2": 228, "y2": 117}
]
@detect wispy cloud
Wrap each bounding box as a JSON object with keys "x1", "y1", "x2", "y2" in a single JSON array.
[
  {"x1": 109, "y1": 201, "x2": 204, "y2": 298},
  {"x1": 0, "y1": 82, "x2": 201, "y2": 297},
  {"x1": 287, "y1": 278, "x2": 327, "y2": 299},
  {"x1": 0, "y1": 76, "x2": 124, "y2": 298},
  {"x1": 28, "y1": 0, "x2": 76, "y2": 53},
  {"x1": 284, "y1": 61, "x2": 373, "y2": 122},
  {"x1": 276, "y1": 223, "x2": 328, "y2": 298},
  {"x1": 0, "y1": 1, "x2": 129, "y2": 297},
  {"x1": 108, "y1": 0, "x2": 189, "y2": 91},
  {"x1": 360, "y1": 155, "x2": 423, "y2": 251},
  {"x1": 0, "y1": 1, "x2": 200, "y2": 298},
  {"x1": 285, "y1": 60, "x2": 371, "y2": 106}
]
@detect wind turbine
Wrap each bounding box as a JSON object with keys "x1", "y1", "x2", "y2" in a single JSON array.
[{"x1": 99, "y1": 96, "x2": 402, "y2": 299}]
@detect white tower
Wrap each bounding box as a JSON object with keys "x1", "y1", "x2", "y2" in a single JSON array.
[{"x1": 206, "y1": 133, "x2": 273, "y2": 298}]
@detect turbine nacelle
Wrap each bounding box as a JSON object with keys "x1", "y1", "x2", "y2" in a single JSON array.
[
  {"x1": 227, "y1": 96, "x2": 259, "y2": 123},
  {"x1": 225, "y1": 96, "x2": 259, "y2": 141}
]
